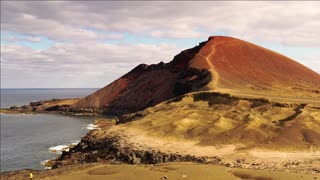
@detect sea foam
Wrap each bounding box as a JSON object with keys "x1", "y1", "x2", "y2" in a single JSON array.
[
  {"x1": 48, "y1": 140, "x2": 80, "y2": 154},
  {"x1": 40, "y1": 159, "x2": 52, "y2": 170},
  {"x1": 86, "y1": 124, "x2": 99, "y2": 130},
  {"x1": 48, "y1": 145, "x2": 69, "y2": 154}
]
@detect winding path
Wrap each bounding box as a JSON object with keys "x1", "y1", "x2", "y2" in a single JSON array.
[{"x1": 195, "y1": 45, "x2": 219, "y2": 89}]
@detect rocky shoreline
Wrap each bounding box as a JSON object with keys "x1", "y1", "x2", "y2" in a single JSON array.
[
  {"x1": 47, "y1": 119, "x2": 223, "y2": 168},
  {"x1": 0, "y1": 98, "x2": 100, "y2": 116},
  {"x1": 50, "y1": 132, "x2": 222, "y2": 168}
]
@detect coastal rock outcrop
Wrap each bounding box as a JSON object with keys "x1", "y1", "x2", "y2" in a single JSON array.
[{"x1": 50, "y1": 129, "x2": 222, "y2": 168}]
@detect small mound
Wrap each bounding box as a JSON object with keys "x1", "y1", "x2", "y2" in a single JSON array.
[
  {"x1": 173, "y1": 118, "x2": 200, "y2": 133},
  {"x1": 232, "y1": 171, "x2": 272, "y2": 180},
  {"x1": 87, "y1": 166, "x2": 119, "y2": 175}
]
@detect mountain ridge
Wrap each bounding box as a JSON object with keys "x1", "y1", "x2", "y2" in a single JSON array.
[{"x1": 71, "y1": 36, "x2": 320, "y2": 115}]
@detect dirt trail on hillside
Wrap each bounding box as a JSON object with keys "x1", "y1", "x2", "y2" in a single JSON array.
[
  {"x1": 195, "y1": 45, "x2": 219, "y2": 89},
  {"x1": 205, "y1": 45, "x2": 219, "y2": 89}
]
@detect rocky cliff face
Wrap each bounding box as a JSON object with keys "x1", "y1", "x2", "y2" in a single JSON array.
[{"x1": 71, "y1": 41, "x2": 211, "y2": 115}]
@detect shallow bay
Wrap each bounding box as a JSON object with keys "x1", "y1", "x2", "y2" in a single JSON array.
[{"x1": 0, "y1": 89, "x2": 97, "y2": 172}]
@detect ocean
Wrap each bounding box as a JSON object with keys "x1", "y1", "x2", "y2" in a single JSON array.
[{"x1": 0, "y1": 89, "x2": 98, "y2": 172}]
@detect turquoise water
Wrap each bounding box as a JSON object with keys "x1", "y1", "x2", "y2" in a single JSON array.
[{"x1": 0, "y1": 89, "x2": 98, "y2": 172}]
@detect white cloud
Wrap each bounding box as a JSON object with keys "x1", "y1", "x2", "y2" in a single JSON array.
[
  {"x1": 0, "y1": 42, "x2": 180, "y2": 88},
  {"x1": 25, "y1": 36, "x2": 41, "y2": 42},
  {"x1": 1, "y1": 1, "x2": 319, "y2": 46},
  {"x1": 297, "y1": 54, "x2": 320, "y2": 74},
  {"x1": 151, "y1": 29, "x2": 202, "y2": 39},
  {"x1": 1, "y1": 35, "x2": 41, "y2": 43}
]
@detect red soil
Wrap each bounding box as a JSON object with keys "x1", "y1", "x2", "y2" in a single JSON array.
[{"x1": 192, "y1": 36, "x2": 320, "y2": 91}]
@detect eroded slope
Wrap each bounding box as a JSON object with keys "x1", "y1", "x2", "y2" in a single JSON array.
[{"x1": 115, "y1": 92, "x2": 320, "y2": 151}]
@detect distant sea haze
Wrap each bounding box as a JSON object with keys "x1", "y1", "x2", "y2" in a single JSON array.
[{"x1": 0, "y1": 88, "x2": 98, "y2": 172}]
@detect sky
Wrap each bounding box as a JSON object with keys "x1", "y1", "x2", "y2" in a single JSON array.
[{"x1": 1, "y1": 1, "x2": 319, "y2": 88}]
